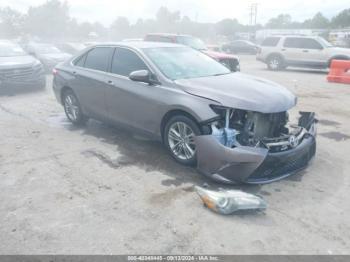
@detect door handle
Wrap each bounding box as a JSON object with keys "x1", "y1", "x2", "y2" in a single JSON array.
[
  {"x1": 281, "y1": 49, "x2": 286, "y2": 51},
  {"x1": 107, "y1": 80, "x2": 114, "y2": 85},
  {"x1": 72, "y1": 71, "x2": 77, "y2": 75},
  {"x1": 302, "y1": 50, "x2": 309, "y2": 53}
]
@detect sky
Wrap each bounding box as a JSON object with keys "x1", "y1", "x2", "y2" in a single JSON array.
[{"x1": 1, "y1": 0, "x2": 349, "y2": 26}]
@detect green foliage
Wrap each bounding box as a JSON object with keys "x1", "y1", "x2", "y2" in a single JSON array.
[
  {"x1": 331, "y1": 8, "x2": 350, "y2": 28},
  {"x1": 0, "y1": 7, "x2": 24, "y2": 38},
  {"x1": 303, "y1": 12, "x2": 330, "y2": 29},
  {"x1": 25, "y1": 0, "x2": 70, "y2": 38},
  {"x1": 265, "y1": 14, "x2": 293, "y2": 29},
  {"x1": 215, "y1": 19, "x2": 242, "y2": 36},
  {"x1": 1, "y1": 3, "x2": 350, "y2": 40}
]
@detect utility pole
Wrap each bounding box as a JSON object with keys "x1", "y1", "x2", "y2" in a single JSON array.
[{"x1": 248, "y1": 3, "x2": 258, "y2": 26}]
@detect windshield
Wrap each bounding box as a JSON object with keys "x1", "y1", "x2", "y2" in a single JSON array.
[
  {"x1": 33, "y1": 44, "x2": 61, "y2": 54},
  {"x1": 143, "y1": 47, "x2": 231, "y2": 80},
  {"x1": 317, "y1": 37, "x2": 333, "y2": 48},
  {"x1": 176, "y1": 36, "x2": 207, "y2": 51},
  {"x1": 0, "y1": 43, "x2": 27, "y2": 57}
]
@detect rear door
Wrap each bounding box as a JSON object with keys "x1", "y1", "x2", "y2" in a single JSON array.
[
  {"x1": 105, "y1": 47, "x2": 164, "y2": 133},
  {"x1": 70, "y1": 47, "x2": 114, "y2": 119},
  {"x1": 283, "y1": 37, "x2": 326, "y2": 66},
  {"x1": 259, "y1": 37, "x2": 281, "y2": 60},
  {"x1": 282, "y1": 37, "x2": 303, "y2": 63},
  {"x1": 297, "y1": 38, "x2": 327, "y2": 66}
]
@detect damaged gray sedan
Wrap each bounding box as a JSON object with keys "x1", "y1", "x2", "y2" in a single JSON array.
[{"x1": 53, "y1": 41, "x2": 317, "y2": 184}]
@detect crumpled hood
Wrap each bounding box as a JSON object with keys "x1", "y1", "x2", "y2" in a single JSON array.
[
  {"x1": 175, "y1": 73, "x2": 296, "y2": 113},
  {"x1": 0, "y1": 55, "x2": 39, "y2": 69}
]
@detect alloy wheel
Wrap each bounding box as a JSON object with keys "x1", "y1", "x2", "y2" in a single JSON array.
[
  {"x1": 269, "y1": 58, "x2": 280, "y2": 70},
  {"x1": 64, "y1": 94, "x2": 80, "y2": 122},
  {"x1": 168, "y1": 121, "x2": 196, "y2": 160}
]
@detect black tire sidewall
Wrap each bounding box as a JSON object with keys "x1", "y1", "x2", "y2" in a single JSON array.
[
  {"x1": 164, "y1": 115, "x2": 201, "y2": 166},
  {"x1": 63, "y1": 90, "x2": 86, "y2": 125},
  {"x1": 267, "y1": 55, "x2": 283, "y2": 71}
]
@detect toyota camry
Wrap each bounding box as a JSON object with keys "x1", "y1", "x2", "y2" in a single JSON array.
[{"x1": 53, "y1": 42, "x2": 317, "y2": 184}]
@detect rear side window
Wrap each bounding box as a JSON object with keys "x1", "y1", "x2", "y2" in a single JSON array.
[
  {"x1": 111, "y1": 47, "x2": 148, "y2": 76},
  {"x1": 284, "y1": 38, "x2": 323, "y2": 49},
  {"x1": 84, "y1": 47, "x2": 113, "y2": 72},
  {"x1": 74, "y1": 54, "x2": 86, "y2": 67},
  {"x1": 283, "y1": 37, "x2": 301, "y2": 48},
  {"x1": 300, "y1": 38, "x2": 323, "y2": 49},
  {"x1": 261, "y1": 37, "x2": 280, "y2": 47}
]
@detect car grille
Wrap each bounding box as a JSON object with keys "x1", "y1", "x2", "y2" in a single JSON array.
[
  {"x1": 247, "y1": 139, "x2": 316, "y2": 182},
  {"x1": 219, "y1": 58, "x2": 239, "y2": 72},
  {"x1": 0, "y1": 65, "x2": 43, "y2": 81}
]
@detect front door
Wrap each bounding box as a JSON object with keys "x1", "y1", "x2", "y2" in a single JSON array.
[
  {"x1": 105, "y1": 47, "x2": 165, "y2": 134},
  {"x1": 282, "y1": 37, "x2": 327, "y2": 67}
]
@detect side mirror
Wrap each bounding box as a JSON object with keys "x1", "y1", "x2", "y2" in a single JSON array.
[{"x1": 129, "y1": 70, "x2": 159, "y2": 85}]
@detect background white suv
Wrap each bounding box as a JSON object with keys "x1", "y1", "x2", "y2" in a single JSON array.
[{"x1": 257, "y1": 36, "x2": 350, "y2": 70}]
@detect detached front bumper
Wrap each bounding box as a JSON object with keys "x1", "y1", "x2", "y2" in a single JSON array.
[{"x1": 195, "y1": 112, "x2": 317, "y2": 184}]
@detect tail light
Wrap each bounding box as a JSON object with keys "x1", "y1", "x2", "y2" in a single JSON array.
[{"x1": 52, "y1": 68, "x2": 58, "y2": 76}]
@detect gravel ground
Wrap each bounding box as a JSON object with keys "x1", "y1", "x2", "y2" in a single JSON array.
[{"x1": 0, "y1": 55, "x2": 350, "y2": 254}]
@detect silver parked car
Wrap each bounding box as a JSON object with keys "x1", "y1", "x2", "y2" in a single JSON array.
[
  {"x1": 257, "y1": 35, "x2": 350, "y2": 70},
  {"x1": 53, "y1": 42, "x2": 317, "y2": 184},
  {"x1": 0, "y1": 40, "x2": 45, "y2": 94},
  {"x1": 26, "y1": 43, "x2": 71, "y2": 72}
]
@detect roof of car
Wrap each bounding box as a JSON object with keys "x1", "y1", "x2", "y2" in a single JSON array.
[
  {"x1": 145, "y1": 33, "x2": 190, "y2": 37},
  {"x1": 267, "y1": 35, "x2": 319, "y2": 38},
  {"x1": 92, "y1": 41, "x2": 184, "y2": 49}
]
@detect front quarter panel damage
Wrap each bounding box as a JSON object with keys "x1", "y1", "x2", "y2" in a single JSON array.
[
  {"x1": 195, "y1": 111, "x2": 317, "y2": 184},
  {"x1": 195, "y1": 135, "x2": 268, "y2": 184}
]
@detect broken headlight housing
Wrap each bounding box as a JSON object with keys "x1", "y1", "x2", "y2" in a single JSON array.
[{"x1": 195, "y1": 186, "x2": 267, "y2": 215}]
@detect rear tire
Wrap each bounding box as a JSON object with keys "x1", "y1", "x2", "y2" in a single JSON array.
[
  {"x1": 267, "y1": 55, "x2": 284, "y2": 71},
  {"x1": 164, "y1": 115, "x2": 201, "y2": 166},
  {"x1": 62, "y1": 89, "x2": 87, "y2": 125}
]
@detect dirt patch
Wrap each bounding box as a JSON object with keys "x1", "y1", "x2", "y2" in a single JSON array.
[
  {"x1": 148, "y1": 187, "x2": 192, "y2": 207},
  {"x1": 320, "y1": 131, "x2": 350, "y2": 141},
  {"x1": 81, "y1": 149, "x2": 134, "y2": 169}
]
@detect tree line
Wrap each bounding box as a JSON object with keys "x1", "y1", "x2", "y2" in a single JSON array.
[{"x1": 0, "y1": 0, "x2": 350, "y2": 41}]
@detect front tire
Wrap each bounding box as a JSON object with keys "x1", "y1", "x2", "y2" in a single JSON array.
[
  {"x1": 62, "y1": 89, "x2": 87, "y2": 125},
  {"x1": 267, "y1": 55, "x2": 284, "y2": 71},
  {"x1": 164, "y1": 115, "x2": 201, "y2": 166}
]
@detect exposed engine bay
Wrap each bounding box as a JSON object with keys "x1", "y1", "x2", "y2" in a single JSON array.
[{"x1": 205, "y1": 106, "x2": 316, "y2": 153}]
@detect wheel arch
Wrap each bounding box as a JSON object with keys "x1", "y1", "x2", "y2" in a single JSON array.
[
  {"x1": 60, "y1": 86, "x2": 74, "y2": 105},
  {"x1": 160, "y1": 109, "x2": 201, "y2": 142},
  {"x1": 266, "y1": 52, "x2": 285, "y2": 63},
  {"x1": 328, "y1": 56, "x2": 350, "y2": 67}
]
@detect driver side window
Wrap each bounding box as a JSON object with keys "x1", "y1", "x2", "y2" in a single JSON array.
[{"x1": 111, "y1": 47, "x2": 149, "y2": 77}]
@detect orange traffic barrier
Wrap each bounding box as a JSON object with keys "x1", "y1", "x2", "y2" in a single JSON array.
[{"x1": 327, "y1": 60, "x2": 350, "y2": 84}]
